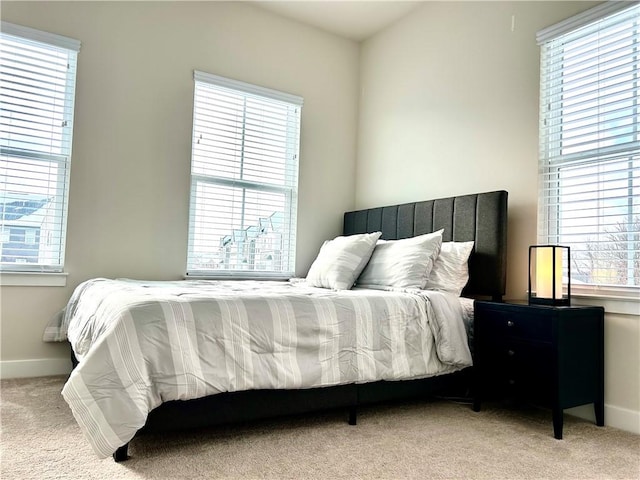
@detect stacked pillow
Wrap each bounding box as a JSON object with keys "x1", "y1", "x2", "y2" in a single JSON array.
[
  {"x1": 306, "y1": 230, "x2": 475, "y2": 296},
  {"x1": 306, "y1": 232, "x2": 381, "y2": 290},
  {"x1": 357, "y1": 230, "x2": 443, "y2": 289},
  {"x1": 425, "y1": 241, "x2": 475, "y2": 295}
]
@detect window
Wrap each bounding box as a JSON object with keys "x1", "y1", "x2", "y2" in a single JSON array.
[
  {"x1": 0, "y1": 22, "x2": 80, "y2": 273},
  {"x1": 186, "y1": 71, "x2": 302, "y2": 278},
  {"x1": 537, "y1": 3, "x2": 639, "y2": 297}
]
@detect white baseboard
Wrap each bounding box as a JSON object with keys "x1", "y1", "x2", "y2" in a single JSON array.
[
  {"x1": 0, "y1": 358, "x2": 72, "y2": 379},
  {"x1": 604, "y1": 404, "x2": 640, "y2": 435},
  {"x1": 566, "y1": 404, "x2": 640, "y2": 435}
]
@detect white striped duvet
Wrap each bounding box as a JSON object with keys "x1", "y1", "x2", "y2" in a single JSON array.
[{"x1": 49, "y1": 278, "x2": 472, "y2": 458}]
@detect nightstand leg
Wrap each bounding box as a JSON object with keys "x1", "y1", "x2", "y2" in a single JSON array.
[
  {"x1": 594, "y1": 401, "x2": 604, "y2": 427},
  {"x1": 552, "y1": 408, "x2": 563, "y2": 440}
]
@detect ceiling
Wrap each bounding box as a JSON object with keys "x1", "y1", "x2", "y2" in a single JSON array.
[{"x1": 254, "y1": 1, "x2": 423, "y2": 41}]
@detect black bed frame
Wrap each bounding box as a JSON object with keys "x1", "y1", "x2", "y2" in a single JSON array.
[{"x1": 106, "y1": 190, "x2": 508, "y2": 461}]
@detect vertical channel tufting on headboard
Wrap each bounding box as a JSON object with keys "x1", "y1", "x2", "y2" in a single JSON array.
[{"x1": 343, "y1": 190, "x2": 508, "y2": 301}]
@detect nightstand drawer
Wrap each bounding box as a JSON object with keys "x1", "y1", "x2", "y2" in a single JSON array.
[
  {"x1": 481, "y1": 341, "x2": 554, "y2": 404},
  {"x1": 482, "y1": 340, "x2": 552, "y2": 366},
  {"x1": 492, "y1": 374, "x2": 554, "y2": 406},
  {"x1": 477, "y1": 309, "x2": 552, "y2": 343},
  {"x1": 482, "y1": 341, "x2": 554, "y2": 380}
]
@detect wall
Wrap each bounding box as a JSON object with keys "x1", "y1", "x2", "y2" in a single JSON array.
[
  {"x1": 0, "y1": 1, "x2": 360, "y2": 375},
  {"x1": 357, "y1": 1, "x2": 639, "y2": 434}
]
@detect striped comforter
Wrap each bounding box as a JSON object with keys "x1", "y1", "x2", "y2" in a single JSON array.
[{"x1": 48, "y1": 278, "x2": 472, "y2": 458}]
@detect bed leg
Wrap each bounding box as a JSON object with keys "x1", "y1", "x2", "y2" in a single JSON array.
[
  {"x1": 113, "y1": 443, "x2": 129, "y2": 462},
  {"x1": 70, "y1": 350, "x2": 79, "y2": 370},
  {"x1": 348, "y1": 406, "x2": 357, "y2": 425}
]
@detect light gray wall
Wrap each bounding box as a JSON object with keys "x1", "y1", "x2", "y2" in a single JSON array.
[
  {"x1": 356, "y1": 1, "x2": 639, "y2": 431},
  {"x1": 0, "y1": 1, "x2": 360, "y2": 369}
]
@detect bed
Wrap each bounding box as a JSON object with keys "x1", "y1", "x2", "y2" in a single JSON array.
[{"x1": 48, "y1": 190, "x2": 508, "y2": 461}]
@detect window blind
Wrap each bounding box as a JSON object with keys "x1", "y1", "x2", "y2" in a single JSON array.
[
  {"x1": 0, "y1": 22, "x2": 80, "y2": 272},
  {"x1": 538, "y1": 3, "x2": 639, "y2": 291},
  {"x1": 186, "y1": 71, "x2": 302, "y2": 278}
]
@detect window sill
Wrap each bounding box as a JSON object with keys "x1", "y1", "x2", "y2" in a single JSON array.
[
  {"x1": 572, "y1": 292, "x2": 639, "y2": 316},
  {"x1": 184, "y1": 274, "x2": 291, "y2": 282},
  {"x1": 185, "y1": 269, "x2": 294, "y2": 281},
  {"x1": 0, "y1": 272, "x2": 68, "y2": 287}
]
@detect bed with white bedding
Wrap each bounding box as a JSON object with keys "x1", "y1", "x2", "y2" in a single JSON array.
[
  {"x1": 49, "y1": 190, "x2": 507, "y2": 461},
  {"x1": 49, "y1": 279, "x2": 471, "y2": 457}
]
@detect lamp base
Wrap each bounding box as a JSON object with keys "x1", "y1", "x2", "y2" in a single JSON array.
[{"x1": 528, "y1": 296, "x2": 571, "y2": 307}]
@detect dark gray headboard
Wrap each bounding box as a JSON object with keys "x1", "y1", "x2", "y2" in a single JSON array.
[{"x1": 343, "y1": 190, "x2": 508, "y2": 300}]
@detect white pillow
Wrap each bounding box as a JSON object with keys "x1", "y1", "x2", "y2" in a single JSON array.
[
  {"x1": 356, "y1": 230, "x2": 444, "y2": 289},
  {"x1": 306, "y1": 232, "x2": 382, "y2": 290},
  {"x1": 424, "y1": 241, "x2": 474, "y2": 296}
]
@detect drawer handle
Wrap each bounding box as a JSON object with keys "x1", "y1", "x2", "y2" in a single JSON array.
[{"x1": 507, "y1": 320, "x2": 514, "y2": 327}]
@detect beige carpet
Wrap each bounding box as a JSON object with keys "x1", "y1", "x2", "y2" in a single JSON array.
[{"x1": 1, "y1": 376, "x2": 638, "y2": 480}]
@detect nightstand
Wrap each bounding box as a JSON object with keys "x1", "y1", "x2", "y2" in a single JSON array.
[{"x1": 472, "y1": 300, "x2": 604, "y2": 439}]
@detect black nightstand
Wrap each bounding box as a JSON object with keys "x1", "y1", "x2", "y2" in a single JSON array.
[{"x1": 472, "y1": 300, "x2": 604, "y2": 439}]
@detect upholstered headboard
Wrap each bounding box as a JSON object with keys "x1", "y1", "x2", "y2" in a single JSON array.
[{"x1": 343, "y1": 190, "x2": 508, "y2": 301}]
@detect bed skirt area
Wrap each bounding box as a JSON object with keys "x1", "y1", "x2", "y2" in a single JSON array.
[
  {"x1": 112, "y1": 367, "x2": 471, "y2": 461},
  {"x1": 71, "y1": 348, "x2": 471, "y2": 461}
]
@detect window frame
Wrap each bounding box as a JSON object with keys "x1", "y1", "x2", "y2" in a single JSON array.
[
  {"x1": 536, "y1": 2, "x2": 639, "y2": 311},
  {"x1": 186, "y1": 71, "x2": 303, "y2": 280},
  {"x1": 0, "y1": 22, "x2": 80, "y2": 286}
]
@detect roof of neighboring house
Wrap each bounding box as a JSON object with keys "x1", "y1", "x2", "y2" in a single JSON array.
[
  {"x1": 220, "y1": 211, "x2": 285, "y2": 248},
  {"x1": 1, "y1": 193, "x2": 52, "y2": 225}
]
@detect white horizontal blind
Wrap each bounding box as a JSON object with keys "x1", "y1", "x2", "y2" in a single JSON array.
[
  {"x1": 187, "y1": 71, "x2": 302, "y2": 278},
  {"x1": 0, "y1": 22, "x2": 80, "y2": 272},
  {"x1": 538, "y1": 4, "x2": 639, "y2": 291}
]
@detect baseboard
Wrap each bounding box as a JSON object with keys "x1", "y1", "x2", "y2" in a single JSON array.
[
  {"x1": 566, "y1": 404, "x2": 640, "y2": 435},
  {"x1": 0, "y1": 358, "x2": 72, "y2": 379},
  {"x1": 605, "y1": 404, "x2": 640, "y2": 435}
]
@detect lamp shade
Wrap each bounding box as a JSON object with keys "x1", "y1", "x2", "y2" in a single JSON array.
[{"x1": 528, "y1": 245, "x2": 570, "y2": 306}]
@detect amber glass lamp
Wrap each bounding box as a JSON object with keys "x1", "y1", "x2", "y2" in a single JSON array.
[{"x1": 528, "y1": 245, "x2": 571, "y2": 306}]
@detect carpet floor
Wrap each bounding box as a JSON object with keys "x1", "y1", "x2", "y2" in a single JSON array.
[{"x1": 1, "y1": 375, "x2": 638, "y2": 479}]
